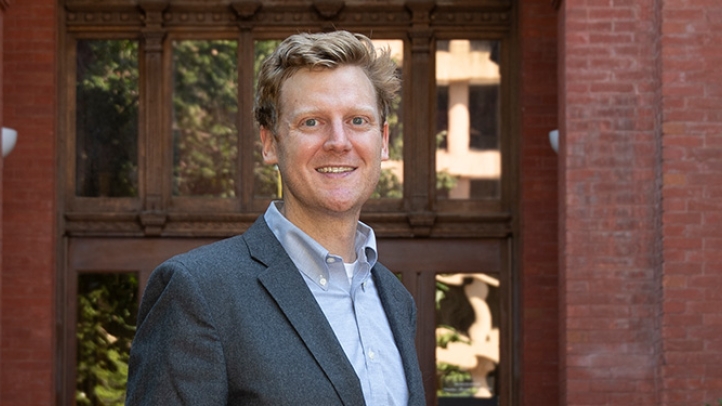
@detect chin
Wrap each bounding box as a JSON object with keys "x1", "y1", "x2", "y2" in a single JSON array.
[{"x1": 321, "y1": 199, "x2": 365, "y2": 216}]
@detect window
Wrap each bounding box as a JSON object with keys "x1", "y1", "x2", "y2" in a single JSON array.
[
  {"x1": 60, "y1": 1, "x2": 517, "y2": 405},
  {"x1": 75, "y1": 39, "x2": 139, "y2": 198},
  {"x1": 76, "y1": 273, "x2": 138, "y2": 406},
  {"x1": 436, "y1": 273, "x2": 500, "y2": 403},
  {"x1": 436, "y1": 40, "x2": 502, "y2": 201},
  {"x1": 171, "y1": 39, "x2": 239, "y2": 198}
]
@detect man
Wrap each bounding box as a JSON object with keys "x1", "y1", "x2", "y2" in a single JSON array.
[{"x1": 125, "y1": 30, "x2": 425, "y2": 405}]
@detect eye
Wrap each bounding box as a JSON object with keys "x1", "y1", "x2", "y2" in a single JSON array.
[
  {"x1": 351, "y1": 117, "x2": 366, "y2": 126},
  {"x1": 303, "y1": 118, "x2": 318, "y2": 127}
]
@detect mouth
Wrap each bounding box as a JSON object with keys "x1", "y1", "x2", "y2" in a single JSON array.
[{"x1": 316, "y1": 166, "x2": 355, "y2": 174}]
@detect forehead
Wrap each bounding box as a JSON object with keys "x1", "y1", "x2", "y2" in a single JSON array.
[{"x1": 278, "y1": 65, "x2": 379, "y2": 117}]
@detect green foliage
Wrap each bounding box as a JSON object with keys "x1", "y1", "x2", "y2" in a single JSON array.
[
  {"x1": 435, "y1": 280, "x2": 476, "y2": 396},
  {"x1": 434, "y1": 130, "x2": 459, "y2": 195},
  {"x1": 253, "y1": 40, "x2": 281, "y2": 94},
  {"x1": 252, "y1": 40, "x2": 284, "y2": 199},
  {"x1": 371, "y1": 168, "x2": 402, "y2": 199},
  {"x1": 436, "y1": 169, "x2": 458, "y2": 195},
  {"x1": 76, "y1": 273, "x2": 138, "y2": 406},
  {"x1": 704, "y1": 399, "x2": 722, "y2": 406},
  {"x1": 437, "y1": 362, "x2": 476, "y2": 397},
  {"x1": 436, "y1": 325, "x2": 471, "y2": 349},
  {"x1": 372, "y1": 77, "x2": 404, "y2": 198},
  {"x1": 172, "y1": 40, "x2": 238, "y2": 197},
  {"x1": 76, "y1": 40, "x2": 139, "y2": 197},
  {"x1": 436, "y1": 280, "x2": 449, "y2": 309}
]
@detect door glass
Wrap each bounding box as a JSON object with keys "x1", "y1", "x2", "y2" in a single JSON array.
[
  {"x1": 76, "y1": 40, "x2": 139, "y2": 197},
  {"x1": 372, "y1": 39, "x2": 404, "y2": 199},
  {"x1": 172, "y1": 40, "x2": 238, "y2": 197},
  {"x1": 436, "y1": 273, "x2": 500, "y2": 404},
  {"x1": 76, "y1": 272, "x2": 138, "y2": 406},
  {"x1": 436, "y1": 40, "x2": 501, "y2": 200},
  {"x1": 253, "y1": 39, "x2": 283, "y2": 200}
]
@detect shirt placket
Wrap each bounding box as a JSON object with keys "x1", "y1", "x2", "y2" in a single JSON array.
[{"x1": 351, "y1": 262, "x2": 386, "y2": 406}]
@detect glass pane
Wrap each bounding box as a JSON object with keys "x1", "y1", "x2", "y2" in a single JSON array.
[
  {"x1": 253, "y1": 39, "x2": 283, "y2": 200},
  {"x1": 436, "y1": 273, "x2": 500, "y2": 404},
  {"x1": 76, "y1": 272, "x2": 139, "y2": 406},
  {"x1": 251, "y1": 39, "x2": 404, "y2": 200},
  {"x1": 436, "y1": 40, "x2": 501, "y2": 200},
  {"x1": 76, "y1": 40, "x2": 139, "y2": 197},
  {"x1": 372, "y1": 39, "x2": 404, "y2": 199},
  {"x1": 172, "y1": 40, "x2": 238, "y2": 197}
]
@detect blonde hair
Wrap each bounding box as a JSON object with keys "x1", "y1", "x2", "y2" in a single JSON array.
[{"x1": 254, "y1": 30, "x2": 400, "y2": 133}]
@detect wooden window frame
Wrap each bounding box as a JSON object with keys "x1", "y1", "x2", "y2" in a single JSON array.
[{"x1": 58, "y1": 1, "x2": 520, "y2": 405}]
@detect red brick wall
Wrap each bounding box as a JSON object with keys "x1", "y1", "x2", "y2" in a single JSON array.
[
  {"x1": 1, "y1": 0, "x2": 57, "y2": 405},
  {"x1": 518, "y1": 0, "x2": 560, "y2": 405},
  {"x1": 660, "y1": 0, "x2": 722, "y2": 404},
  {"x1": 559, "y1": 0, "x2": 662, "y2": 404},
  {"x1": 0, "y1": 3, "x2": 5, "y2": 399}
]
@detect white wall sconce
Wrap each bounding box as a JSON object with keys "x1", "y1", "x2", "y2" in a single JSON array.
[
  {"x1": 549, "y1": 129, "x2": 559, "y2": 154},
  {"x1": 2, "y1": 127, "x2": 17, "y2": 158}
]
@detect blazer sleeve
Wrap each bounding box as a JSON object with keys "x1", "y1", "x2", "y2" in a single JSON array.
[{"x1": 125, "y1": 261, "x2": 228, "y2": 406}]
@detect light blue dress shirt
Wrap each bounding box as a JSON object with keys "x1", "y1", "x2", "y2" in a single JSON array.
[{"x1": 264, "y1": 201, "x2": 409, "y2": 406}]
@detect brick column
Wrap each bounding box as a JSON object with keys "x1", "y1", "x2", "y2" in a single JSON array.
[
  {"x1": 1, "y1": 0, "x2": 57, "y2": 405},
  {"x1": 559, "y1": 0, "x2": 662, "y2": 404},
  {"x1": 518, "y1": 0, "x2": 561, "y2": 405},
  {"x1": 659, "y1": 1, "x2": 722, "y2": 404}
]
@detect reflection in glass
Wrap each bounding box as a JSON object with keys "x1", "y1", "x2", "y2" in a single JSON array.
[
  {"x1": 436, "y1": 40, "x2": 501, "y2": 200},
  {"x1": 372, "y1": 40, "x2": 404, "y2": 199},
  {"x1": 76, "y1": 40, "x2": 139, "y2": 197},
  {"x1": 436, "y1": 273, "x2": 500, "y2": 403},
  {"x1": 76, "y1": 273, "x2": 138, "y2": 406},
  {"x1": 253, "y1": 40, "x2": 283, "y2": 200},
  {"x1": 172, "y1": 40, "x2": 238, "y2": 197},
  {"x1": 251, "y1": 39, "x2": 405, "y2": 200}
]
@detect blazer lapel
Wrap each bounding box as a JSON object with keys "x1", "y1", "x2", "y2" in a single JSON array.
[
  {"x1": 243, "y1": 218, "x2": 366, "y2": 406},
  {"x1": 373, "y1": 265, "x2": 426, "y2": 405}
]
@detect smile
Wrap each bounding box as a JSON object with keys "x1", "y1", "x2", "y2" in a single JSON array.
[{"x1": 317, "y1": 166, "x2": 354, "y2": 173}]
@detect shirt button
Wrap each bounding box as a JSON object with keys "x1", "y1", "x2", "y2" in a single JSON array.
[
  {"x1": 368, "y1": 350, "x2": 376, "y2": 360},
  {"x1": 319, "y1": 277, "x2": 328, "y2": 286},
  {"x1": 326, "y1": 257, "x2": 335, "y2": 264}
]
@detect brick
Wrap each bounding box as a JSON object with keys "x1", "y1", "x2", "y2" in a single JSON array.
[{"x1": 1, "y1": 1, "x2": 58, "y2": 406}]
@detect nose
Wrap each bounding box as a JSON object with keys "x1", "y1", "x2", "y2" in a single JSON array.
[{"x1": 323, "y1": 120, "x2": 352, "y2": 152}]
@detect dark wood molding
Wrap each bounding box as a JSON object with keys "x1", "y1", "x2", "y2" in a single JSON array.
[
  {"x1": 63, "y1": 1, "x2": 514, "y2": 31},
  {"x1": 313, "y1": 0, "x2": 344, "y2": 19}
]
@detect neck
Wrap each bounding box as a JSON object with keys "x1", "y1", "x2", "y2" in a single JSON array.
[{"x1": 281, "y1": 203, "x2": 360, "y2": 262}]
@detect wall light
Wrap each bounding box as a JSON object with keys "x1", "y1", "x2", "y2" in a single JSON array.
[
  {"x1": 2, "y1": 127, "x2": 17, "y2": 158},
  {"x1": 549, "y1": 129, "x2": 559, "y2": 154}
]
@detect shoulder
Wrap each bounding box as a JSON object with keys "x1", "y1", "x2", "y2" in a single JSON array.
[{"x1": 164, "y1": 217, "x2": 279, "y2": 274}]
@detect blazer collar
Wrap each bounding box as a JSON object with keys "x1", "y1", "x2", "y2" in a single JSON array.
[
  {"x1": 243, "y1": 217, "x2": 367, "y2": 406},
  {"x1": 244, "y1": 216, "x2": 424, "y2": 405},
  {"x1": 373, "y1": 264, "x2": 426, "y2": 405}
]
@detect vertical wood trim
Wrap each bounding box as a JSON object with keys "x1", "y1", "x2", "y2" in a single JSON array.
[
  {"x1": 139, "y1": 3, "x2": 169, "y2": 234},
  {"x1": 405, "y1": 1, "x2": 436, "y2": 235}
]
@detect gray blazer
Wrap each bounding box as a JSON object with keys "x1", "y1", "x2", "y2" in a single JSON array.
[{"x1": 125, "y1": 216, "x2": 425, "y2": 405}]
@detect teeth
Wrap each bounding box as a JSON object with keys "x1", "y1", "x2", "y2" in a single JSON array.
[{"x1": 317, "y1": 167, "x2": 353, "y2": 173}]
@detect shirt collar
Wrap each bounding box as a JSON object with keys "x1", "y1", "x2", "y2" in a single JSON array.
[{"x1": 264, "y1": 201, "x2": 378, "y2": 288}]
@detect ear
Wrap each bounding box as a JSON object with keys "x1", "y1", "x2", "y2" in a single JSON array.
[
  {"x1": 381, "y1": 122, "x2": 390, "y2": 161},
  {"x1": 260, "y1": 126, "x2": 279, "y2": 165}
]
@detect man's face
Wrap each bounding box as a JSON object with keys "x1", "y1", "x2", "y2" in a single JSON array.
[{"x1": 260, "y1": 65, "x2": 389, "y2": 220}]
